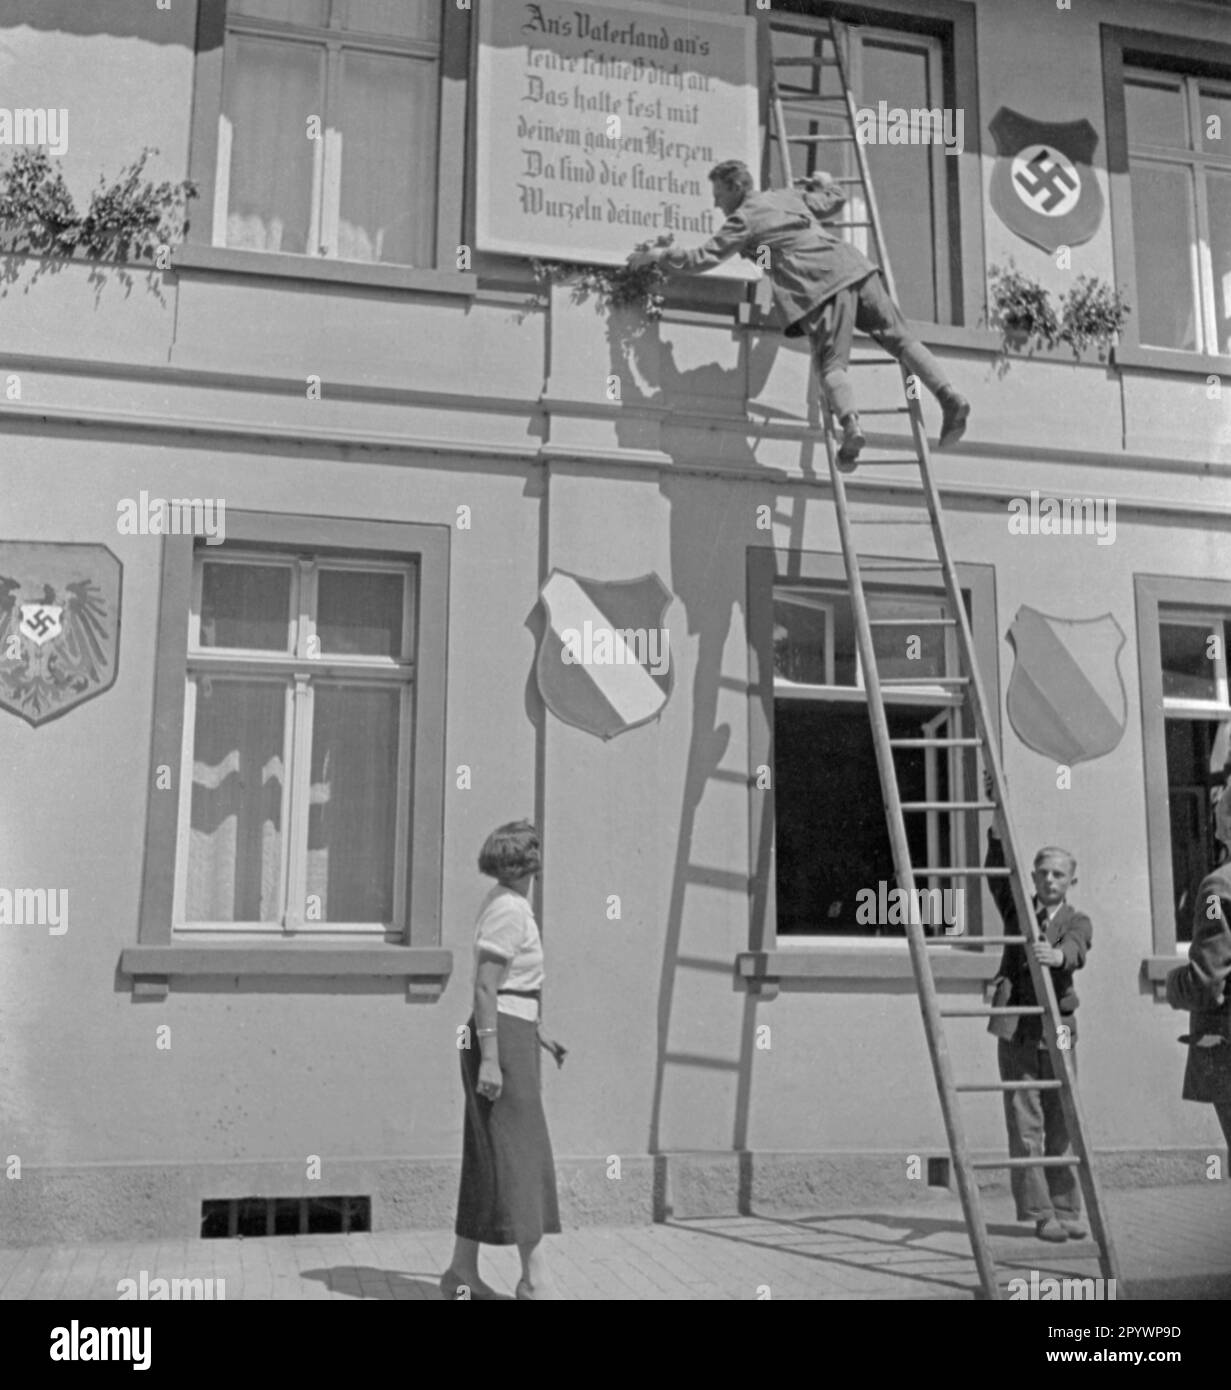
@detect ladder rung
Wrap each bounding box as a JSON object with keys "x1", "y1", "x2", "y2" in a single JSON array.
[
  {"x1": 856, "y1": 561, "x2": 939, "y2": 572},
  {"x1": 956, "y1": 1080, "x2": 1064, "y2": 1092},
  {"x1": 911, "y1": 866, "x2": 1012, "y2": 877},
  {"x1": 873, "y1": 618, "x2": 957, "y2": 628},
  {"x1": 788, "y1": 133, "x2": 858, "y2": 143},
  {"x1": 779, "y1": 94, "x2": 851, "y2": 106},
  {"x1": 848, "y1": 356, "x2": 898, "y2": 366},
  {"x1": 927, "y1": 935, "x2": 1028, "y2": 946},
  {"x1": 856, "y1": 407, "x2": 913, "y2": 416},
  {"x1": 773, "y1": 55, "x2": 841, "y2": 68},
  {"x1": 879, "y1": 676, "x2": 969, "y2": 687},
  {"x1": 971, "y1": 1156, "x2": 1082, "y2": 1170},
  {"x1": 889, "y1": 737, "x2": 979, "y2": 747},
  {"x1": 829, "y1": 221, "x2": 874, "y2": 229},
  {"x1": 900, "y1": 800, "x2": 996, "y2": 812},
  {"x1": 940, "y1": 1006, "x2": 1046, "y2": 1018}
]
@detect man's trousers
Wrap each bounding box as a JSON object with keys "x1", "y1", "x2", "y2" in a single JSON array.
[
  {"x1": 997, "y1": 1035, "x2": 1082, "y2": 1223},
  {"x1": 804, "y1": 270, "x2": 952, "y2": 421}
]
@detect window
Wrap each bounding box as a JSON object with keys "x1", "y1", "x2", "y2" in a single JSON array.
[
  {"x1": 1104, "y1": 29, "x2": 1231, "y2": 359},
  {"x1": 771, "y1": 583, "x2": 974, "y2": 937},
  {"x1": 1136, "y1": 577, "x2": 1231, "y2": 983},
  {"x1": 212, "y1": 0, "x2": 442, "y2": 266},
  {"x1": 128, "y1": 513, "x2": 450, "y2": 995},
  {"x1": 1159, "y1": 612, "x2": 1231, "y2": 943},
  {"x1": 765, "y1": 2, "x2": 976, "y2": 325},
  {"x1": 179, "y1": 552, "x2": 415, "y2": 934}
]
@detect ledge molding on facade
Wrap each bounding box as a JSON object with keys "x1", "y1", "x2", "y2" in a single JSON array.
[
  {"x1": 171, "y1": 242, "x2": 479, "y2": 298},
  {"x1": 737, "y1": 947, "x2": 1001, "y2": 992},
  {"x1": 1, "y1": 400, "x2": 1227, "y2": 516},
  {"x1": 118, "y1": 945, "x2": 452, "y2": 1002}
]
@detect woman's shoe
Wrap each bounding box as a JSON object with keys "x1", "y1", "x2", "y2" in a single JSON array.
[
  {"x1": 440, "y1": 1268, "x2": 500, "y2": 1300},
  {"x1": 515, "y1": 1277, "x2": 562, "y2": 1300}
]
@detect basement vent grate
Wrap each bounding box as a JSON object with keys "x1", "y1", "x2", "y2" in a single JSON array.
[
  {"x1": 201, "y1": 1196, "x2": 371, "y2": 1239},
  {"x1": 927, "y1": 1157, "x2": 952, "y2": 1189}
]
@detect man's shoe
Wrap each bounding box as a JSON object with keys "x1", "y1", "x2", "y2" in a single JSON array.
[
  {"x1": 1035, "y1": 1218, "x2": 1068, "y2": 1243},
  {"x1": 1060, "y1": 1220, "x2": 1088, "y2": 1240},
  {"x1": 836, "y1": 413, "x2": 866, "y2": 471},
  {"x1": 937, "y1": 391, "x2": 970, "y2": 449}
]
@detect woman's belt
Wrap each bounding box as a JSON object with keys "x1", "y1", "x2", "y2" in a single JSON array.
[{"x1": 497, "y1": 989, "x2": 541, "y2": 999}]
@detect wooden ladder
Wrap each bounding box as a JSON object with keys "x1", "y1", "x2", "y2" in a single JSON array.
[{"x1": 766, "y1": 12, "x2": 1122, "y2": 1300}]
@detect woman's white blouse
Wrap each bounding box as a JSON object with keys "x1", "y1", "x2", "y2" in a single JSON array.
[{"x1": 473, "y1": 886, "x2": 544, "y2": 1021}]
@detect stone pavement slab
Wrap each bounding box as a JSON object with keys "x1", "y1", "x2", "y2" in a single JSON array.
[{"x1": 2, "y1": 1183, "x2": 1227, "y2": 1301}]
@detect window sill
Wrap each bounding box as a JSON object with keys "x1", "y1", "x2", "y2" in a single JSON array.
[
  {"x1": 1142, "y1": 953, "x2": 1189, "y2": 1002},
  {"x1": 737, "y1": 946, "x2": 1001, "y2": 993},
  {"x1": 119, "y1": 943, "x2": 453, "y2": 1001},
  {"x1": 1112, "y1": 343, "x2": 1231, "y2": 377},
  {"x1": 172, "y1": 242, "x2": 478, "y2": 296}
]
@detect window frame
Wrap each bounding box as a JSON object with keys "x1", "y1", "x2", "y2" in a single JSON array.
[
  {"x1": 1103, "y1": 24, "x2": 1231, "y2": 369},
  {"x1": 123, "y1": 511, "x2": 451, "y2": 999},
  {"x1": 754, "y1": 0, "x2": 983, "y2": 330},
  {"x1": 1135, "y1": 574, "x2": 1231, "y2": 993},
  {"x1": 185, "y1": 0, "x2": 471, "y2": 290},
  {"x1": 743, "y1": 545, "x2": 1000, "y2": 985},
  {"x1": 177, "y1": 550, "x2": 417, "y2": 936}
]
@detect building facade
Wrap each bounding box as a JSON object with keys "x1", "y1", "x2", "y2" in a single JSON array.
[{"x1": 1, "y1": 0, "x2": 1229, "y2": 1244}]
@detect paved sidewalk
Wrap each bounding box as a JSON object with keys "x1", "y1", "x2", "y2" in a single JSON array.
[{"x1": 3, "y1": 1184, "x2": 1228, "y2": 1300}]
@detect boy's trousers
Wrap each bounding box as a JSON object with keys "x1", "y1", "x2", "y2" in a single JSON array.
[
  {"x1": 997, "y1": 1036, "x2": 1082, "y2": 1222},
  {"x1": 802, "y1": 269, "x2": 952, "y2": 420}
]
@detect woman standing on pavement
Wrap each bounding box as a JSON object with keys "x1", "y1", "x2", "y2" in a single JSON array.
[{"x1": 441, "y1": 821, "x2": 566, "y2": 1300}]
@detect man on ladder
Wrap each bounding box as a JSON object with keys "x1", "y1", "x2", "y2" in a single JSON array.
[{"x1": 627, "y1": 159, "x2": 970, "y2": 470}]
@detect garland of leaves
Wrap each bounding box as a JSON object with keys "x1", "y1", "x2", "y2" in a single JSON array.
[
  {"x1": 0, "y1": 148, "x2": 197, "y2": 262},
  {"x1": 531, "y1": 234, "x2": 675, "y2": 322}
]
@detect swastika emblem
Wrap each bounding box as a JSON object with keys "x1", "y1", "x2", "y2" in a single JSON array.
[
  {"x1": 1011, "y1": 144, "x2": 1081, "y2": 217},
  {"x1": 989, "y1": 108, "x2": 1104, "y2": 253},
  {"x1": 19, "y1": 603, "x2": 63, "y2": 646}
]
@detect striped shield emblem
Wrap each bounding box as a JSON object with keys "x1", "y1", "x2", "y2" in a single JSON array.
[
  {"x1": 1006, "y1": 606, "x2": 1127, "y2": 765},
  {"x1": 536, "y1": 571, "x2": 674, "y2": 740}
]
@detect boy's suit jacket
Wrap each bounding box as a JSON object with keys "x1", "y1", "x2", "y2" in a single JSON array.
[
  {"x1": 1166, "y1": 862, "x2": 1231, "y2": 1103},
  {"x1": 659, "y1": 187, "x2": 877, "y2": 333},
  {"x1": 985, "y1": 832, "x2": 1093, "y2": 1043}
]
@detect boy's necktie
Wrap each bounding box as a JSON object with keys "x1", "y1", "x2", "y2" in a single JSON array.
[{"x1": 1034, "y1": 903, "x2": 1049, "y2": 941}]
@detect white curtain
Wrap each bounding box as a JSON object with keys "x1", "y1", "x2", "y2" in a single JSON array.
[
  {"x1": 225, "y1": 36, "x2": 322, "y2": 255},
  {"x1": 337, "y1": 51, "x2": 436, "y2": 264},
  {"x1": 186, "y1": 679, "x2": 285, "y2": 923}
]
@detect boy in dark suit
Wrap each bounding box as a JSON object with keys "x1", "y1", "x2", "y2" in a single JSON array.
[
  {"x1": 985, "y1": 827, "x2": 1093, "y2": 1242},
  {"x1": 1166, "y1": 788, "x2": 1231, "y2": 1147},
  {"x1": 627, "y1": 159, "x2": 970, "y2": 470}
]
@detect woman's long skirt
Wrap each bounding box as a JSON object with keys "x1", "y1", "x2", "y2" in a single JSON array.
[{"x1": 455, "y1": 1013, "x2": 560, "y2": 1245}]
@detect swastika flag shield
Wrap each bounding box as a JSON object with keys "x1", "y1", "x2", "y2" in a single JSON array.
[
  {"x1": 536, "y1": 571, "x2": 674, "y2": 740},
  {"x1": 989, "y1": 108, "x2": 1105, "y2": 253},
  {"x1": 1006, "y1": 607, "x2": 1127, "y2": 766}
]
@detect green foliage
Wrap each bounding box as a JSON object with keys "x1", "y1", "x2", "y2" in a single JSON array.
[
  {"x1": 1057, "y1": 275, "x2": 1131, "y2": 360},
  {"x1": 0, "y1": 148, "x2": 197, "y2": 263},
  {"x1": 532, "y1": 234, "x2": 674, "y2": 323},
  {"x1": 988, "y1": 261, "x2": 1131, "y2": 360},
  {"x1": 988, "y1": 262, "x2": 1059, "y2": 347}
]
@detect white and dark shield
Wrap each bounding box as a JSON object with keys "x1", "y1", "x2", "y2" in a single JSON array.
[
  {"x1": 1006, "y1": 606, "x2": 1126, "y2": 765},
  {"x1": 0, "y1": 543, "x2": 122, "y2": 726},
  {"x1": 989, "y1": 108, "x2": 1105, "y2": 253},
  {"x1": 536, "y1": 570, "x2": 674, "y2": 740}
]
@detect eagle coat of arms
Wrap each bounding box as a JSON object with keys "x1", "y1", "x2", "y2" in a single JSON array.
[{"x1": 0, "y1": 543, "x2": 122, "y2": 726}]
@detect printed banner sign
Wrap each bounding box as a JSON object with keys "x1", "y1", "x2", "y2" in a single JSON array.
[
  {"x1": 989, "y1": 108, "x2": 1105, "y2": 253},
  {"x1": 536, "y1": 570, "x2": 673, "y2": 739},
  {"x1": 476, "y1": 0, "x2": 758, "y2": 273},
  {"x1": 1006, "y1": 606, "x2": 1126, "y2": 765},
  {"x1": 0, "y1": 542, "x2": 121, "y2": 726}
]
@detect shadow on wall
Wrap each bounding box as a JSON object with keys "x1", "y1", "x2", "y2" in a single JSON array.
[
  {"x1": 600, "y1": 310, "x2": 827, "y2": 1188},
  {"x1": 0, "y1": 0, "x2": 203, "y2": 46}
]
